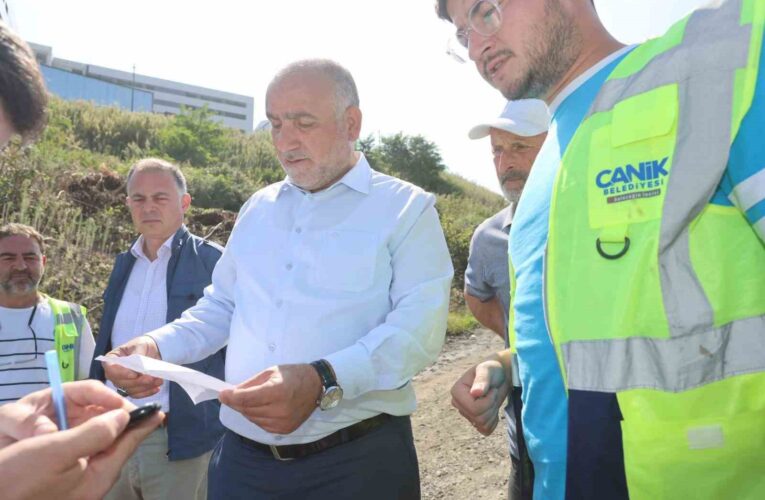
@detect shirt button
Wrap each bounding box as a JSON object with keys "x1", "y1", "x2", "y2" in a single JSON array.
[
  {"x1": 274, "y1": 435, "x2": 283, "y2": 441},
  {"x1": 285, "y1": 263, "x2": 293, "y2": 270},
  {"x1": 275, "y1": 299, "x2": 283, "y2": 308},
  {"x1": 268, "y1": 343, "x2": 277, "y2": 352},
  {"x1": 295, "y1": 227, "x2": 302, "y2": 234}
]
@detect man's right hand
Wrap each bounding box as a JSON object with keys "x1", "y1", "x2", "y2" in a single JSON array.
[
  {"x1": 0, "y1": 394, "x2": 162, "y2": 500},
  {"x1": 450, "y1": 351, "x2": 512, "y2": 436},
  {"x1": 102, "y1": 335, "x2": 164, "y2": 399}
]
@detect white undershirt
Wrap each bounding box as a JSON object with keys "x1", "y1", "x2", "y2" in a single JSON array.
[
  {"x1": 0, "y1": 300, "x2": 95, "y2": 404},
  {"x1": 107, "y1": 235, "x2": 173, "y2": 411}
]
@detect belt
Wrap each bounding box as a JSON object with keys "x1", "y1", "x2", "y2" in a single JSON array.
[{"x1": 236, "y1": 413, "x2": 392, "y2": 461}]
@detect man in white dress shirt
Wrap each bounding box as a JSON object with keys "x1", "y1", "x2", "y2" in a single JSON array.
[
  {"x1": 103, "y1": 59, "x2": 454, "y2": 500},
  {"x1": 91, "y1": 159, "x2": 225, "y2": 500}
]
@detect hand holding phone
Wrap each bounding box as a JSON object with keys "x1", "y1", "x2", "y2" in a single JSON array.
[{"x1": 127, "y1": 402, "x2": 162, "y2": 428}]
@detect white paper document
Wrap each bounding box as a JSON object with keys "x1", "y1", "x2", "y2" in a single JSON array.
[{"x1": 96, "y1": 355, "x2": 234, "y2": 404}]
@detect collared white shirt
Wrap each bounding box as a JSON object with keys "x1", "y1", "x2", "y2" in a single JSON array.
[
  {"x1": 150, "y1": 154, "x2": 453, "y2": 444},
  {"x1": 108, "y1": 234, "x2": 174, "y2": 411}
]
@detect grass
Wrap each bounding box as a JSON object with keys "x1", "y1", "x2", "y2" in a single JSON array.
[{"x1": 446, "y1": 310, "x2": 480, "y2": 336}]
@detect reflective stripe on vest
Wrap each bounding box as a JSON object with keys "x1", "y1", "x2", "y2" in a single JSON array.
[
  {"x1": 507, "y1": 255, "x2": 521, "y2": 387},
  {"x1": 47, "y1": 297, "x2": 85, "y2": 383}
]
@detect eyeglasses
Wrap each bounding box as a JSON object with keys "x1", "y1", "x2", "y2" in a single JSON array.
[
  {"x1": 446, "y1": 0, "x2": 506, "y2": 63},
  {"x1": 0, "y1": 304, "x2": 40, "y2": 368}
]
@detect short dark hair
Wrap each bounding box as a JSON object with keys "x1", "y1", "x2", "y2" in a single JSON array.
[
  {"x1": 434, "y1": 0, "x2": 596, "y2": 23},
  {"x1": 435, "y1": 0, "x2": 451, "y2": 22},
  {"x1": 126, "y1": 158, "x2": 188, "y2": 195},
  {"x1": 0, "y1": 22, "x2": 48, "y2": 142},
  {"x1": 0, "y1": 223, "x2": 45, "y2": 254}
]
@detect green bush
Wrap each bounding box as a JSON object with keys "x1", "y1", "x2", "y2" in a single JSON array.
[
  {"x1": 184, "y1": 165, "x2": 261, "y2": 211},
  {"x1": 447, "y1": 311, "x2": 480, "y2": 335},
  {"x1": 437, "y1": 193, "x2": 504, "y2": 291}
]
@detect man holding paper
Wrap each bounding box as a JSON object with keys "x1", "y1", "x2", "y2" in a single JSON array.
[{"x1": 104, "y1": 59, "x2": 453, "y2": 500}]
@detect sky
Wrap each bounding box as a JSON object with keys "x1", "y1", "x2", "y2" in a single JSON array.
[{"x1": 12, "y1": 0, "x2": 710, "y2": 194}]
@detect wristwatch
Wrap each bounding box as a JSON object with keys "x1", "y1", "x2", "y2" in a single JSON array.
[{"x1": 310, "y1": 359, "x2": 343, "y2": 411}]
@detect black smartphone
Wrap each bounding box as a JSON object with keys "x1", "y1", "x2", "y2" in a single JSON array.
[{"x1": 127, "y1": 402, "x2": 162, "y2": 428}]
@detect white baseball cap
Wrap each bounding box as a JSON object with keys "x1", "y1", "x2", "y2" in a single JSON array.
[{"x1": 468, "y1": 99, "x2": 551, "y2": 140}]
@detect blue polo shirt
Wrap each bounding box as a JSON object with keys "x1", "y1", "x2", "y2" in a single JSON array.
[
  {"x1": 509, "y1": 28, "x2": 765, "y2": 500},
  {"x1": 508, "y1": 48, "x2": 633, "y2": 500}
]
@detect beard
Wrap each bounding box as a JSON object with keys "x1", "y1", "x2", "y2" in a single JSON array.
[
  {"x1": 500, "y1": 0, "x2": 582, "y2": 100},
  {"x1": 499, "y1": 171, "x2": 528, "y2": 204},
  {"x1": 283, "y1": 146, "x2": 353, "y2": 192},
  {"x1": 502, "y1": 187, "x2": 522, "y2": 204},
  {"x1": 0, "y1": 272, "x2": 40, "y2": 296}
]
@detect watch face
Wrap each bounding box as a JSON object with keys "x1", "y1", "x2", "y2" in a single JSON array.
[{"x1": 320, "y1": 385, "x2": 343, "y2": 410}]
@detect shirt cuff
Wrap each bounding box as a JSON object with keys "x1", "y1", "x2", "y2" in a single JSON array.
[
  {"x1": 146, "y1": 325, "x2": 187, "y2": 365},
  {"x1": 324, "y1": 343, "x2": 376, "y2": 400}
]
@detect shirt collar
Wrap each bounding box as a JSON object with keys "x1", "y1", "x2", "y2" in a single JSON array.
[
  {"x1": 131, "y1": 233, "x2": 175, "y2": 261},
  {"x1": 548, "y1": 45, "x2": 636, "y2": 116},
  {"x1": 502, "y1": 202, "x2": 515, "y2": 229},
  {"x1": 278, "y1": 153, "x2": 372, "y2": 198}
]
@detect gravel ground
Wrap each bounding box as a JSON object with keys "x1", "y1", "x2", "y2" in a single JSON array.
[{"x1": 413, "y1": 329, "x2": 510, "y2": 500}]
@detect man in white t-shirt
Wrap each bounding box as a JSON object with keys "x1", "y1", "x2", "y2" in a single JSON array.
[{"x1": 0, "y1": 223, "x2": 95, "y2": 404}]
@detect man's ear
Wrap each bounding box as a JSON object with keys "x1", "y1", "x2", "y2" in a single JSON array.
[
  {"x1": 181, "y1": 193, "x2": 192, "y2": 213},
  {"x1": 345, "y1": 106, "x2": 363, "y2": 142}
]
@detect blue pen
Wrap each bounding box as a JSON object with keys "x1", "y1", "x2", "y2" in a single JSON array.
[{"x1": 44, "y1": 350, "x2": 68, "y2": 430}]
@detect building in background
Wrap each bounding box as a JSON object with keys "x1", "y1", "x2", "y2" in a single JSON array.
[{"x1": 30, "y1": 43, "x2": 254, "y2": 132}]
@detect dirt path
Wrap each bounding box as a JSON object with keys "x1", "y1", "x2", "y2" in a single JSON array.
[{"x1": 413, "y1": 329, "x2": 509, "y2": 500}]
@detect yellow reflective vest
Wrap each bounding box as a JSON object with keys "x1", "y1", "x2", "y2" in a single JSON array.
[
  {"x1": 47, "y1": 296, "x2": 86, "y2": 382},
  {"x1": 540, "y1": 0, "x2": 765, "y2": 497}
]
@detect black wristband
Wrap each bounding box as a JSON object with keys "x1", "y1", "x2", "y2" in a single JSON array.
[{"x1": 310, "y1": 359, "x2": 336, "y2": 389}]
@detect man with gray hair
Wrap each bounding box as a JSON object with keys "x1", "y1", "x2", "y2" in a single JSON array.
[
  {"x1": 463, "y1": 99, "x2": 548, "y2": 340},
  {"x1": 0, "y1": 222, "x2": 96, "y2": 402},
  {"x1": 459, "y1": 99, "x2": 548, "y2": 500},
  {"x1": 103, "y1": 59, "x2": 453, "y2": 499},
  {"x1": 90, "y1": 158, "x2": 226, "y2": 500}
]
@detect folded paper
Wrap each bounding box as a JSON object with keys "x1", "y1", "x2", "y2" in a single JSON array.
[{"x1": 96, "y1": 355, "x2": 234, "y2": 404}]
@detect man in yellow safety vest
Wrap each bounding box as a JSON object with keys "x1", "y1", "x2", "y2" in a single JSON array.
[
  {"x1": 0, "y1": 223, "x2": 95, "y2": 403},
  {"x1": 438, "y1": 0, "x2": 765, "y2": 498}
]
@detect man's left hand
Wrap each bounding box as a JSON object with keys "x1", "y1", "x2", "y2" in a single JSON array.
[{"x1": 219, "y1": 364, "x2": 322, "y2": 434}]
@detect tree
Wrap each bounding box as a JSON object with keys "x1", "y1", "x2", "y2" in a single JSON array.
[
  {"x1": 377, "y1": 133, "x2": 446, "y2": 192},
  {"x1": 158, "y1": 106, "x2": 226, "y2": 166}
]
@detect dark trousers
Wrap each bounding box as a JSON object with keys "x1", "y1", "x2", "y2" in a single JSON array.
[
  {"x1": 565, "y1": 390, "x2": 628, "y2": 500},
  {"x1": 507, "y1": 389, "x2": 534, "y2": 500},
  {"x1": 208, "y1": 416, "x2": 420, "y2": 500}
]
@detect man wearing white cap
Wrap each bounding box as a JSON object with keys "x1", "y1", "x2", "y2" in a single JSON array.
[{"x1": 458, "y1": 99, "x2": 548, "y2": 500}]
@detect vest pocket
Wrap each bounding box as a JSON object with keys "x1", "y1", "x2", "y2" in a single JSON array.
[
  {"x1": 586, "y1": 84, "x2": 678, "y2": 230},
  {"x1": 618, "y1": 372, "x2": 765, "y2": 499}
]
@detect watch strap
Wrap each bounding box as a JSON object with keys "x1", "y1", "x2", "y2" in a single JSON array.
[{"x1": 310, "y1": 359, "x2": 337, "y2": 389}]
